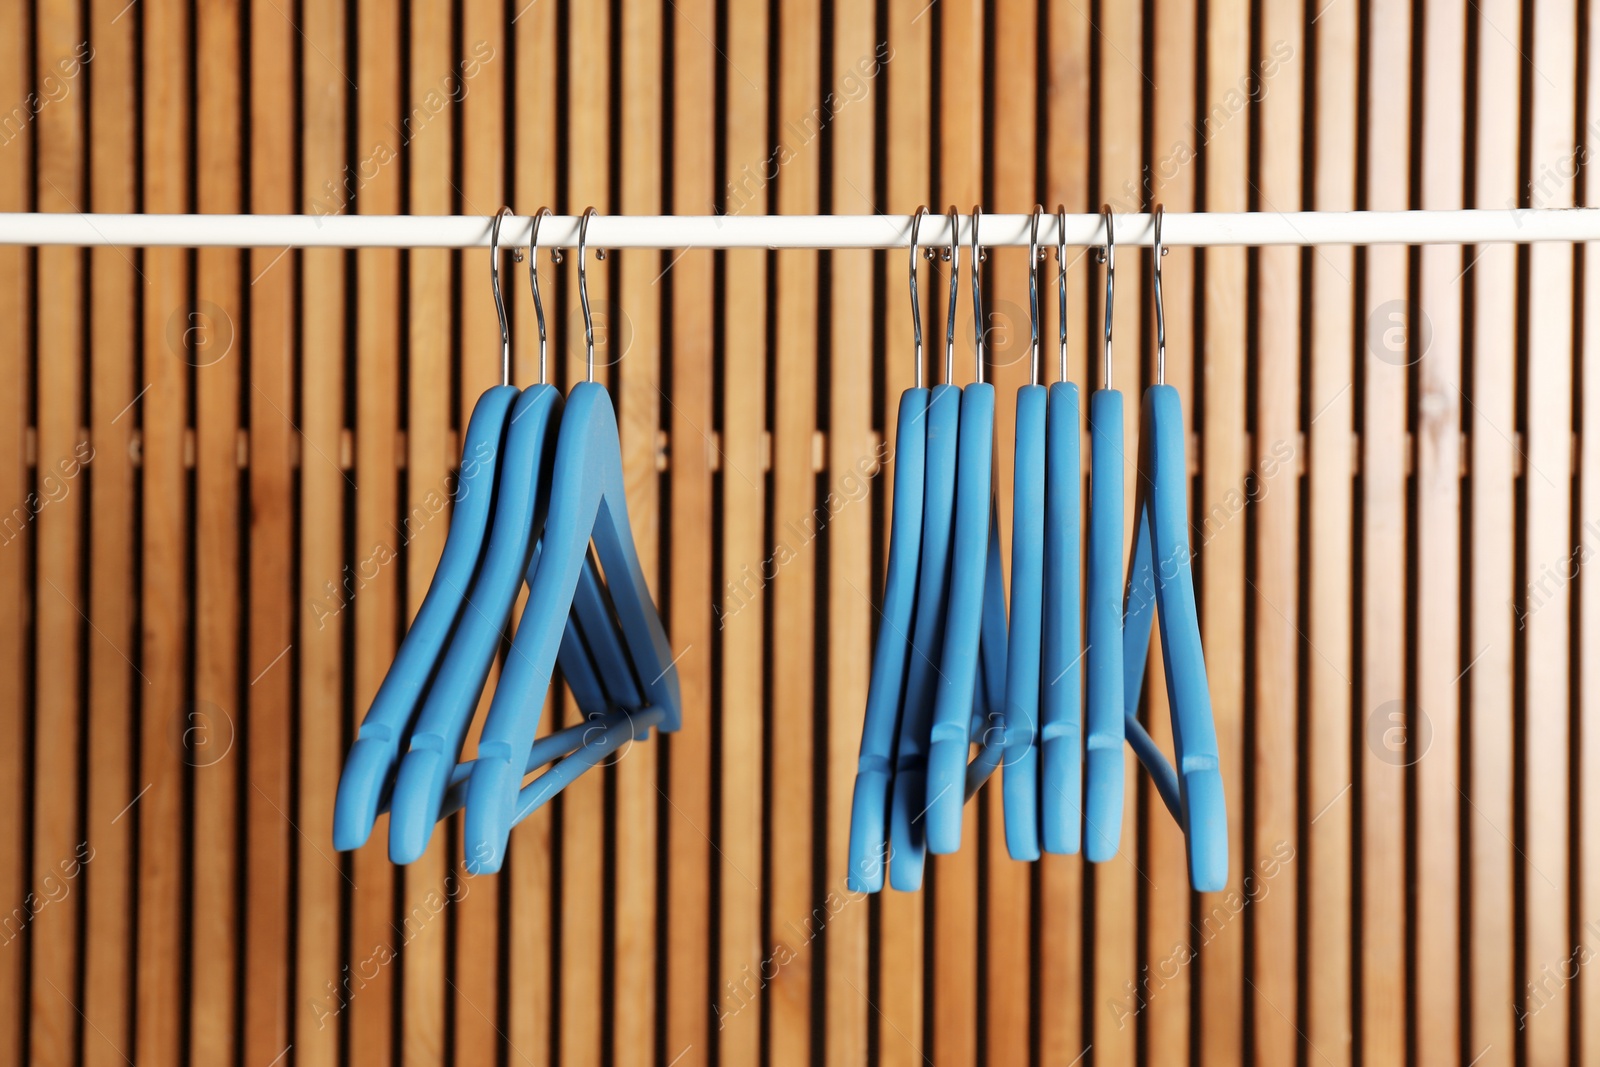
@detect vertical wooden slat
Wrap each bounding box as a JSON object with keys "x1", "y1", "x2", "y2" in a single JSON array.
[
  {"x1": 665, "y1": 0, "x2": 714, "y2": 1064},
  {"x1": 934, "y1": 1, "x2": 981, "y2": 1062},
  {"x1": 30, "y1": 1, "x2": 86, "y2": 1060},
  {"x1": 1042, "y1": 3, "x2": 1090, "y2": 1062},
  {"x1": 1307, "y1": 0, "x2": 1357, "y2": 1060},
  {"x1": 827, "y1": 2, "x2": 877, "y2": 1063},
  {"x1": 1361, "y1": 0, "x2": 1411, "y2": 1061},
  {"x1": 1094, "y1": 1, "x2": 1142, "y2": 1063},
  {"x1": 510, "y1": 0, "x2": 559, "y2": 1058},
  {"x1": 191, "y1": 0, "x2": 243, "y2": 1057},
  {"x1": 401, "y1": 2, "x2": 456, "y2": 1062},
  {"x1": 82, "y1": 1, "x2": 136, "y2": 1062},
  {"x1": 716, "y1": 1, "x2": 769, "y2": 1061},
  {"x1": 1466, "y1": 4, "x2": 1519, "y2": 1061},
  {"x1": 137, "y1": 0, "x2": 191, "y2": 1058},
  {"x1": 1199, "y1": 0, "x2": 1249, "y2": 1059},
  {"x1": 1522, "y1": 2, "x2": 1577, "y2": 1061},
  {"x1": 1252, "y1": 1, "x2": 1302, "y2": 1061},
  {"x1": 245, "y1": 0, "x2": 296, "y2": 1060},
  {"x1": 879, "y1": 3, "x2": 930, "y2": 1063},
  {"x1": 296, "y1": 3, "x2": 348, "y2": 1063},
  {"x1": 455, "y1": 5, "x2": 506, "y2": 1059},
  {"x1": 770, "y1": 1, "x2": 820, "y2": 1062},
  {"x1": 1581, "y1": 9, "x2": 1600, "y2": 1052},
  {"x1": 351, "y1": 0, "x2": 402, "y2": 1058},
  {"x1": 1413, "y1": 0, "x2": 1465, "y2": 1062},
  {"x1": 1141, "y1": 0, "x2": 1198, "y2": 1057},
  {"x1": 985, "y1": 2, "x2": 1035, "y2": 1063},
  {"x1": 617, "y1": 1, "x2": 666, "y2": 1064}
]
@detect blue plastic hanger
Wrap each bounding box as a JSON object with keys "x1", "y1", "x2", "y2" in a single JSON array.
[
  {"x1": 383, "y1": 210, "x2": 637, "y2": 864},
  {"x1": 1000, "y1": 208, "x2": 1050, "y2": 861},
  {"x1": 1039, "y1": 206, "x2": 1085, "y2": 855},
  {"x1": 1120, "y1": 208, "x2": 1227, "y2": 891},
  {"x1": 1084, "y1": 207, "x2": 1126, "y2": 863},
  {"x1": 847, "y1": 209, "x2": 932, "y2": 893},
  {"x1": 925, "y1": 207, "x2": 1002, "y2": 855},
  {"x1": 462, "y1": 209, "x2": 681, "y2": 874}
]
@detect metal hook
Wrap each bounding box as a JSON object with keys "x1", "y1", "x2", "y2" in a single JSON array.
[
  {"x1": 1056, "y1": 204, "x2": 1069, "y2": 384},
  {"x1": 1096, "y1": 205, "x2": 1115, "y2": 390},
  {"x1": 489, "y1": 207, "x2": 525, "y2": 386},
  {"x1": 578, "y1": 207, "x2": 606, "y2": 383},
  {"x1": 529, "y1": 208, "x2": 561, "y2": 385},
  {"x1": 1028, "y1": 205, "x2": 1045, "y2": 387},
  {"x1": 970, "y1": 206, "x2": 988, "y2": 384},
  {"x1": 1152, "y1": 204, "x2": 1168, "y2": 386},
  {"x1": 909, "y1": 206, "x2": 928, "y2": 389},
  {"x1": 942, "y1": 205, "x2": 960, "y2": 384}
]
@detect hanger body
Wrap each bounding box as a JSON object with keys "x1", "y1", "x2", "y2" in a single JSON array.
[
  {"x1": 847, "y1": 386, "x2": 928, "y2": 892},
  {"x1": 463, "y1": 381, "x2": 680, "y2": 873},
  {"x1": 333, "y1": 384, "x2": 517, "y2": 850},
  {"x1": 1039, "y1": 379, "x2": 1084, "y2": 853},
  {"x1": 1084, "y1": 386, "x2": 1126, "y2": 861},
  {"x1": 1000, "y1": 382, "x2": 1047, "y2": 859},
  {"x1": 960, "y1": 500, "x2": 1010, "y2": 799},
  {"x1": 1121, "y1": 384, "x2": 1227, "y2": 890}
]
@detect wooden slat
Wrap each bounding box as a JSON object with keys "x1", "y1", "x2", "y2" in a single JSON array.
[
  {"x1": 350, "y1": 0, "x2": 402, "y2": 1057},
  {"x1": 1141, "y1": 0, "x2": 1199, "y2": 1057},
  {"x1": 244, "y1": 0, "x2": 295, "y2": 1060},
  {"x1": 1361, "y1": 0, "x2": 1411, "y2": 1061},
  {"x1": 1042, "y1": 2, "x2": 1091, "y2": 1061},
  {"x1": 191, "y1": 0, "x2": 243, "y2": 1056},
  {"x1": 454, "y1": 5, "x2": 507, "y2": 1059},
  {"x1": 1522, "y1": 2, "x2": 1578, "y2": 1061},
  {"x1": 611, "y1": 2, "x2": 662, "y2": 1062},
  {"x1": 1199, "y1": 0, "x2": 1250, "y2": 1060},
  {"x1": 934, "y1": 1, "x2": 982, "y2": 1061},
  {"x1": 82, "y1": 2, "x2": 137, "y2": 1063},
  {"x1": 30, "y1": 0, "x2": 86, "y2": 1060},
  {"x1": 1307, "y1": 0, "x2": 1357, "y2": 1060},
  {"x1": 1252, "y1": 1, "x2": 1303, "y2": 1061},
  {"x1": 137, "y1": 0, "x2": 191, "y2": 1059},
  {"x1": 715, "y1": 2, "x2": 768, "y2": 1061},
  {"x1": 1581, "y1": 12, "x2": 1600, "y2": 1052},
  {"x1": 827, "y1": 1, "x2": 877, "y2": 1062},
  {"x1": 770, "y1": 1, "x2": 821, "y2": 1061},
  {"x1": 878, "y1": 2, "x2": 930, "y2": 1062},
  {"x1": 1413, "y1": 0, "x2": 1465, "y2": 1062},
  {"x1": 295, "y1": 3, "x2": 349, "y2": 1064},
  {"x1": 509, "y1": 0, "x2": 560, "y2": 1059}
]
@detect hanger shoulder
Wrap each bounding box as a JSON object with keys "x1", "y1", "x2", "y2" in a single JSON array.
[{"x1": 1040, "y1": 381, "x2": 1084, "y2": 855}]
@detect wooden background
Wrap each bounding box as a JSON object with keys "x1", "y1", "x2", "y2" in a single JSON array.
[{"x1": 0, "y1": 0, "x2": 1594, "y2": 1064}]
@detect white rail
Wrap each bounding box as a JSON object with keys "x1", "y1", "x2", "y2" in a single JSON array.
[{"x1": 2, "y1": 209, "x2": 1599, "y2": 249}]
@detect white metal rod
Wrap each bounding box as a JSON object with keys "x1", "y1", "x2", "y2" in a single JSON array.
[{"x1": 2, "y1": 210, "x2": 1599, "y2": 249}]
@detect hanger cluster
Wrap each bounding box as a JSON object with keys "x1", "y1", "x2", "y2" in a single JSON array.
[
  {"x1": 848, "y1": 205, "x2": 1227, "y2": 894},
  {"x1": 333, "y1": 207, "x2": 682, "y2": 873}
]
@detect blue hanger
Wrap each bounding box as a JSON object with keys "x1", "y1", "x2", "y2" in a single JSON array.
[
  {"x1": 1084, "y1": 206, "x2": 1126, "y2": 863},
  {"x1": 960, "y1": 501, "x2": 1010, "y2": 798},
  {"x1": 1119, "y1": 208, "x2": 1226, "y2": 891},
  {"x1": 925, "y1": 207, "x2": 1001, "y2": 855},
  {"x1": 384, "y1": 211, "x2": 633, "y2": 864},
  {"x1": 462, "y1": 209, "x2": 681, "y2": 874},
  {"x1": 847, "y1": 209, "x2": 932, "y2": 893},
  {"x1": 887, "y1": 208, "x2": 963, "y2": 891},
  {"x1": 1039, "y1": 206, "x2": 1084, "y2": 855},
  {"x1": 1000, "y1": 208, "x2": 1050, "y2": 861}
]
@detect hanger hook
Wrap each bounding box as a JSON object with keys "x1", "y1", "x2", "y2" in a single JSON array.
[
  {"x1": 489, "y1": 207, "x2": 525, "y2": 387},
  {"x1": 578, "y1": 207, "x2": 606, "y2": 383},
  {"x1": 1028, "y1": 205, "x2": 1044, "y2": 387},
  {"x1": 969, "y1": 206, "x2": 987, "y2": 384},
  {"x1": 1097, "y1": 205, "x2": 1114, "y2": 390},
  {"x1": 909, "y1": 206, "x2": 928, "y2": 389},
  {"x1": 942, "y1": 205, "x2": 960, "y2": 384},
  {"x1": 529, "y1": 208, "x2": 559, "y2": 385},
  {"x1": 1055, "y1": 204, "x2": 1069, "y2": 384},
  {"x1": 1153, "y1": 204, "x2": 1168, "y2": 386}
]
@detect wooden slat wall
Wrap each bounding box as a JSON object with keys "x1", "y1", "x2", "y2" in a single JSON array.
[{"x1": 1, "y1": 3, "x2": 1598, "y2": 1065}]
